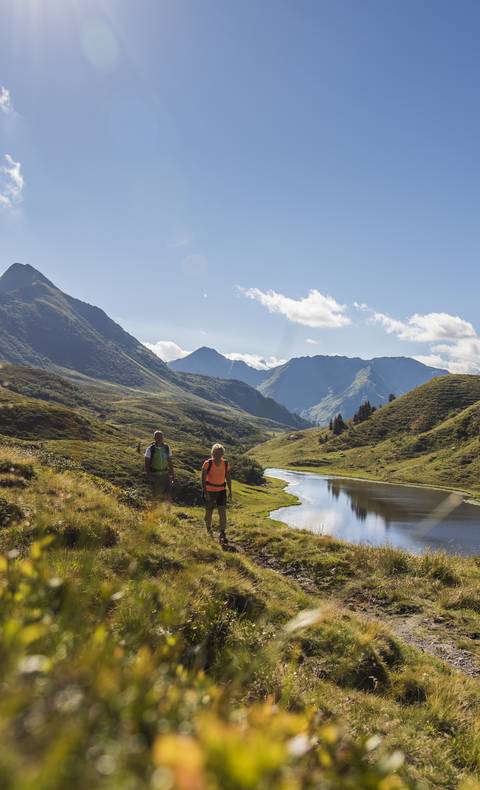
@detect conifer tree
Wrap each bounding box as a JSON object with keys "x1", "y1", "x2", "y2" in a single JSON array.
[{"x1": 332, "y1": 413, "x2": 347, "y2": 435}]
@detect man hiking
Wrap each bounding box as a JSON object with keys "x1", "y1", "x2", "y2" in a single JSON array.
[
  {"x1": 202, "y1": 443, "x2": 232, "y2": 547},
  {"x1": 144, "y1": 430, "x2": 174, "y2": 503}
]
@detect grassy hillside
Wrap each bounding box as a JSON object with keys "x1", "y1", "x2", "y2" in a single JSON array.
[
  {"x1": 252, "y1": 375, "x2": 480, "y2": 498},
  {"x1": 0, "y1": 364, "x2": 286, "y2": 499},
  {"x1": 175, "y1": 371, "x2": 309, "y2": 428},
  {"x1": 1, "y1": 443, "x2": 480, "y2": 787}
]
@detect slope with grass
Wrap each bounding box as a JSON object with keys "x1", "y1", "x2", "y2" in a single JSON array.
[
  {"x1": 0, "y1": 364, "x2": 289, "y2": 501},
  {"x1": 1, "y1": 443, "x2": 480, "y2": 787},
  {"x1": 251, "y1": 375, "x2": 480, "y2": 498},
  {"x1": 0, "y1": 264, "x2": 303, "y2": 430}
]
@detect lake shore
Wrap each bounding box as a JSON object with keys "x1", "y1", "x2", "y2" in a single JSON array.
[
  {"x1": 264, "y1": 464, "x2": 480, "y2": 507},
  {"x1": 263, "y1": 467, "x2": 480, "y2": 556}
]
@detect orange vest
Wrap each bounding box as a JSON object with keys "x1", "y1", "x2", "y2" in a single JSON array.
[{"x1": 203, "y1": 459, "x2": 228, "y2": 492}]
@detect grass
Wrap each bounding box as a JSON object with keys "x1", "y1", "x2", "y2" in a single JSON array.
[
  {"x1": 1, "y1": 444, "x2": 480, "y2": 787},
  {"x1": 0, "y1": 363, "x2": 288, "y2": 503},
  {"x1": 251, "y1": 375, "x2": 480, "y2": 500}
]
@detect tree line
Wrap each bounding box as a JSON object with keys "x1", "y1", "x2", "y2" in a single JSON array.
[{"x1": 326, "y1": 394, "x2": 396, "y2": 437}]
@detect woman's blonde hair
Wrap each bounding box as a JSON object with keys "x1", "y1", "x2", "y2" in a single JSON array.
[{"x1": 211, "y1": 443, "x2": 225, "y2": 456}]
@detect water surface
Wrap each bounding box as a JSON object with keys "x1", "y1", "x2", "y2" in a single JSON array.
[{"x1": 266, "y1": 468, "x2": 480, "y2": 555}]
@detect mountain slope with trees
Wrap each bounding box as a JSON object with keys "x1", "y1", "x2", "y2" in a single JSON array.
[
  {"x1": 252, "y1": 375, "x2": 480, "y2": 497},
  {"x1": 170, "y1": 347, "x2": 447, "y2": 424}
]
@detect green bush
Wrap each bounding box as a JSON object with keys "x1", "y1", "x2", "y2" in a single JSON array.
[{"x1": 230, "y1": 454, "x2": 265, "y2": 485}]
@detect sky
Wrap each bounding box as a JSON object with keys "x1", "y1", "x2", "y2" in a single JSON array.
[{"x1": 1, "y1": 0, "x2": 480, "y2": 372}]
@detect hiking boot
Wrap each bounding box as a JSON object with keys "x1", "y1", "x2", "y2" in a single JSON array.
[{"x1": 219, "y1": 533, "x2": 228, "y2": 549}]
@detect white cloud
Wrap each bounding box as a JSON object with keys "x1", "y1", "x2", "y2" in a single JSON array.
[
  {"x1": 144, "y1": 340, "x2": 190, "y2": 362},
  {"x1": 370, "y1": 309, "x2": 475, "y2": 343},
  {"x1": 306, "y1": 338, "x2": 318, "y2": 345},
  {"x1": 428, "y1": 338, "x2": 480, "y2": 374},
  {"x1": 225, "y1": 352, "x2": 285, "y2": 370},
  {"x1": 240, "y1": 287, "x2": 350, "y2": 328},
  {"x1": 0, "y1": 154, "x2": 24, "y2": 210},
  {"x1": 0, "y1": 86, "x2": 13, "y2": 115},
  {"x1": 413, "y1": 354, "x2": 447, "y2": 369},
  {"x1": 357, "y1": 303, "x2": 480, "y2": 374}
]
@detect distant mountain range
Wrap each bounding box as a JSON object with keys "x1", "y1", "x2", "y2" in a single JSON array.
[
  {"x1": 170, "y1": 346, "x2": 449, "y2": 424},
  {"x1": 0, "y1": 264, "x2": 305, "y2": 429},
  {"x1": 170, "y1": 347, "x2": 267, "y2": 387}
]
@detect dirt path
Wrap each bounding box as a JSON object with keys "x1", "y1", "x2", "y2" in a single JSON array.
[
  {"x1": 240, "y1": 546, "x2": 480, "y2": 679},
  {"x1": 375, "y1": 611, "x2": 480, "y2": 678}
]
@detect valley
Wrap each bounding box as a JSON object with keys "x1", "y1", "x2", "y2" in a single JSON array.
[{"x1": 1, "y1": 263, "x2": 480, "y2": 788}]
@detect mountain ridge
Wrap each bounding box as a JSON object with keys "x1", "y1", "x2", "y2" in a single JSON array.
[
  {"x1": 170, "y1": 346, "x2": 269, "y2": 387},
  {"x1": 0, "y1": 263, "x2": 304, "y2": 429},
  {"x1": 169, "y1": 346, "x2": 449, "y2": 424}
]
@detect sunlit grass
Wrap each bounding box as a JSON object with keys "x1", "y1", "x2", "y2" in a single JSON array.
[{"x1": 1, "y1": 445, "x2": 480, "y2": 786}]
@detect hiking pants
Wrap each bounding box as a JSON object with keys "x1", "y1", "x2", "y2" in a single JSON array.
[{"x1": 204, "y1": 490, "x2": 227, "y2": 535}]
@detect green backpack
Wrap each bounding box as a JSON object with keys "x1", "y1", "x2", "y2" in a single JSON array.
[{"x1": 149, "y1": 443, "x2": 170, "y2": 473}]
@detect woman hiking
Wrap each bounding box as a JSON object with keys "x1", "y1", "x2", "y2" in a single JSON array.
[{"x1": 202, "y1": 443, "x2": 232, "y2": 547}]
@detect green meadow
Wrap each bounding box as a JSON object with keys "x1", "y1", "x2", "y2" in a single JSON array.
[{"x1": 1, "y1": 438, "x2": 480, "y2": 788}]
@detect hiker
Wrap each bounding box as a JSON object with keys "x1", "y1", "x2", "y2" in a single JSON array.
[
  {"x1": 144, "y1": 430, "x2": 174, "y2": 502},
  {"x1": 202, "y1": 443, "x2": 232, "y2": 546}
]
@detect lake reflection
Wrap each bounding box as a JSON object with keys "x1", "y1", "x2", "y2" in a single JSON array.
[{"x1": 266, "y1": 468, "x2": 480, "y2": 555}]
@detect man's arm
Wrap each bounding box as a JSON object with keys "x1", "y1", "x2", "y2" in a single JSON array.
[
  {"x1": 226, "y1": 467, "x2": 232, "y2": 499},
  {"x1": 201, "y1": 467, "x2": 207, "y2": 494},
  {"x1": 144, "y1": 448, "x2": 151, "y2": 473}
]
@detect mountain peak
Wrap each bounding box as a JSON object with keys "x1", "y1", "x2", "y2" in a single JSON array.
[
  {"x1": 0, "y1": 263, "x2": 55, "y2": 294},
  {"x1": 195, "y1": 346, "x2": 224, "y2": 357}
]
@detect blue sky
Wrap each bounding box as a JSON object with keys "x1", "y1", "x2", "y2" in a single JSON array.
[{"x1": 1, "y1": 0, "x2": 479, "y2": 372}]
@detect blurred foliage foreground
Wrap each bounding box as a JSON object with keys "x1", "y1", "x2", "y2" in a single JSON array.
[{"x1": 0, "y1": 446, "x2": 480, "y2": 789}]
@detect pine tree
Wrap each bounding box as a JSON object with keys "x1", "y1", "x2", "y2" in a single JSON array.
[
  {"x1": 332, "y1": 413, "x2": 347, "y2": 435},
  {"x1": 353, "y1": 400, "x2": 375, "y2": 424},
  {"x1": 388, "y1": 393, "x2": 396, "y2": 402}
]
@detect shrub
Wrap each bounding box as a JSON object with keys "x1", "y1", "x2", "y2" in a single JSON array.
[
  {"x1": 230, "y1": 455, "x2": 265, "y2": 485},
  {"x1": 172, "y1": 468, "x2": 203, "y2": 505},
  {"x1": 421, "y1": 554, "x2": 460, "y2": 587},
  {"x1": 442, "y1": 589, "x2": 480, "y2": 613},
  {"x1": 48, "y1": 518, "x2": 119, "y2": 548},
  {"x1": 379, "y1": 547, "x2": 411, "y2": 575},
  {"x1": 0, "y1": 461, "x2": 34, "y2": 479},
  {"x1": 0, "y1": 496, "x2": 24, "y2": 528},
  {"x1": 395, "y1": 673, "x2": 428, "y2": 705}
]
